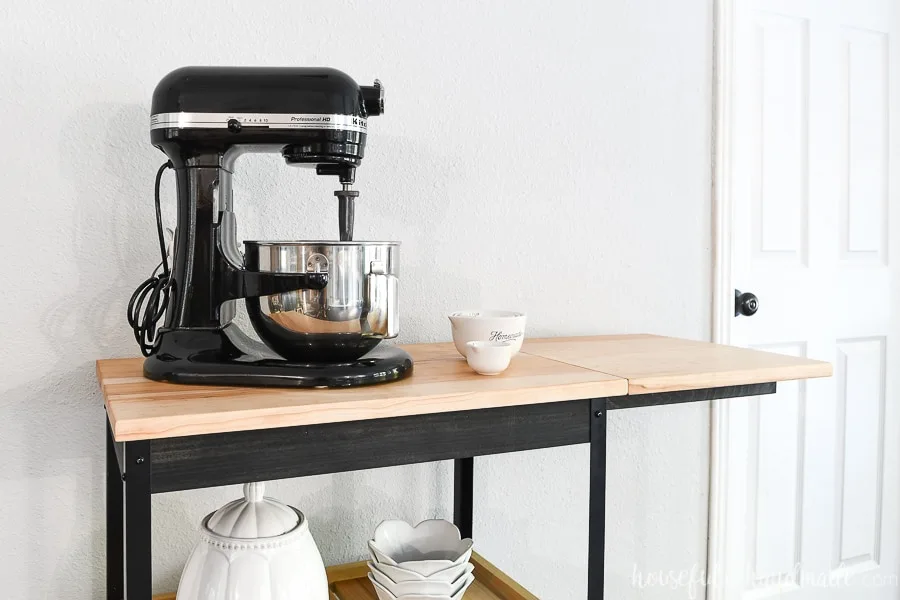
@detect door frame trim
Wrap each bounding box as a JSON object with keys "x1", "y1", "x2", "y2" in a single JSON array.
[{"x1": 708, "y1": 0, "x2": 737, "y2": 596}]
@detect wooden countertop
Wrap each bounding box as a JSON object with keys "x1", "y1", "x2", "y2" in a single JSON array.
[
  {"x1": 97, "y1": 342, "x2": 627, "y2": 441},
  {"x1": 522, "y1": 334, "x2": 832, "y2": 394},
  {"x1": 97, "y1": 335, "x2": 832, "y2": 442}
]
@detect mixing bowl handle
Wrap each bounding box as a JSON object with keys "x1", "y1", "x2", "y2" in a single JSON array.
[
  {"x1": 219, "y1": 267, "x2": 329, "y2": 302},
  {"x1": 365, "y1": 262, "x2": 399, "y2": 338}
]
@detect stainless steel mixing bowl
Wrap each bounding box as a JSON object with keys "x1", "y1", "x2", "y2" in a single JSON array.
[{"x1": 244, "y1": 241, "x2": 400, "y2": 362}]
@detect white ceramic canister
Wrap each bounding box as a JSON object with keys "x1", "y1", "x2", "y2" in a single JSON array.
[{"x1": 176, "y1": 482, "x2": 329, "y2": 600}]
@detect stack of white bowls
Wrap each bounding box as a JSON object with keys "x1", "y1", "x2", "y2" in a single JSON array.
[{"x1": 367, "y1": 520, "x2": 475, "y2": 600}]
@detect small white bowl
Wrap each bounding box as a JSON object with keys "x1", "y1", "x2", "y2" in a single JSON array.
[
  {"x1": 368, "y1": 540, "x2": 474, "y2": 577},
  {"x1": 368, "y1": 519, "x2": 474, "y2": 577},
  {"x1": 368, "y1": 568, "x2": 474, "y2": 597},
  {"x1": 465, "y1": 340, "x2": 512, "y2": 375},
  {"x1": 372, "y1": 519, "x2": 471, "y2": 562},
  {"x1": 449, "y1": 310, "x2": 527, "y2": 357},
  {"x1": 368, "y1": 574, "x2": 473, "y2": 600},
  {"x1": 367, "y1": 560, "x2": 471, "y2": 584}
]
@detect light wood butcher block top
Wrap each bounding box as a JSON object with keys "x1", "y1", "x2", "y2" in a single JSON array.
[
  {"x1": 97, "y1": 335, "x2": 832, "y2": 441},
  {"x1": 523, "y1": 334, "x2": 833, "y2": 394},
  {"x1": 98, "y1": 342, "x2": 627, "y2": 441}
]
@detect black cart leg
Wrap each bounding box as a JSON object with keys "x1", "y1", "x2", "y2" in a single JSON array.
[
  {"x1": 588, "y1": 399, "x2": 607, "y2": 600},
  {"x1": 107, "y1": 422, "x2": 124, "y2": 600},
  {"x1": 124, "y1": 440, "x2": 152, "y2": 600},
  {"x1": 453, "y1": 457, "x2": 474, "y2": 539}
]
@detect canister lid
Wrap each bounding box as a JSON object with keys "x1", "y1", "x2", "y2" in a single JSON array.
[{"x1": 205, "y1": 482, "x2": 300, "y2": 539}]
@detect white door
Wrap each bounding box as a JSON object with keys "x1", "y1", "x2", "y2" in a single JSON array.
[{"x1": 711, "y1": 0, "x2": 899, "y2": 598}]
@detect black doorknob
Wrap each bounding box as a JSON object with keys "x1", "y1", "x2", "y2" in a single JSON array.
[{"x1": 734, "y1": 290, "x2": 759, "y2": 317}]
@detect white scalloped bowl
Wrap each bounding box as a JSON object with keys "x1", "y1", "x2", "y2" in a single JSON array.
[
  {"x1": 369, "y1": 562, "x2": 474, "y2": 596},
  {"x1": 368, "y1": 540, "x2": 473, "y2": 577},
  {"x1": 368, "y1": 573, "x2": 473, "y2": 600},
  {"x1": 373, "y1": 519, "x2": 471, "y2": 559},
  {"x1": 367, "y1": 560, "x2": 471, "y2": 584}
]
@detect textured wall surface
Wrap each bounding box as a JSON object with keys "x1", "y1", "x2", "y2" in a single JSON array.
[{"x1": 0, "y1": 1, "x2": 713, "y2": 598}]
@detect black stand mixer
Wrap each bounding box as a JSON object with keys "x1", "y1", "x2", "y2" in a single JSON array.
[{"x1": 128, "y1": 67, "x2": 413, "y2": 387}]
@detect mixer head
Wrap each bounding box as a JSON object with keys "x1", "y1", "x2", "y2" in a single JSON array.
[{"x1": 149, "y1": 66, "x2": 384, "y2": 240}]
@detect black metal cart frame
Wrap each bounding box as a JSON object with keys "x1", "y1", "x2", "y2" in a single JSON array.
[{"x1": 106, "y1": 382, "x2": 775, "y2": 600}]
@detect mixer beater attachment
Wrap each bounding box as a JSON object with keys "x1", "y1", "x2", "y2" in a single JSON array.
[{"x1": 335, "y1": 183, "x2": 358, "y2": 241}]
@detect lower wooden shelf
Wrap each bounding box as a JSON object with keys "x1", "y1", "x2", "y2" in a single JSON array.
[{"x1": 152, "y1": 552, "x2": 537, "y2": 600}]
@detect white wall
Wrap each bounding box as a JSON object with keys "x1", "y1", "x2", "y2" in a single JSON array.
[{"x1": 0, "y1": 1, "x2": 713, "y2": 598}]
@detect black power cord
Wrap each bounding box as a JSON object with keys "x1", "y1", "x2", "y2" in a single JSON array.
[{"x1": 127, "y1": 161, "x2": 174, "y2": 356}]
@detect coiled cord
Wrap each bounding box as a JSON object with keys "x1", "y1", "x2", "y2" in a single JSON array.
[{"x1": 127, "y1": 161, "x2": 173, "y2": 356}]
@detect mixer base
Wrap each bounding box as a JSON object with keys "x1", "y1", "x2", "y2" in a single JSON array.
[{"x1": 144, "y1": 325, "x2": 413, "y2": 388}]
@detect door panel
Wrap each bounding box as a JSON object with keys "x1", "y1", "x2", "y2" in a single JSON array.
[
  {"x1": 750, "y1": 344, "x2": 806, "y2": 584},
  {"x1": 840, "y1": 28, "x2": 889, "y2": 263},
  {"x1": 753, "y1": 14, "x2": 810, "y2": 264},
  {"x1": 716, "y1": 0, "x2": 897, "y2": 598},
  {"x1": 834, "y1": 337, "x2": 886, "y2": 571}
]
